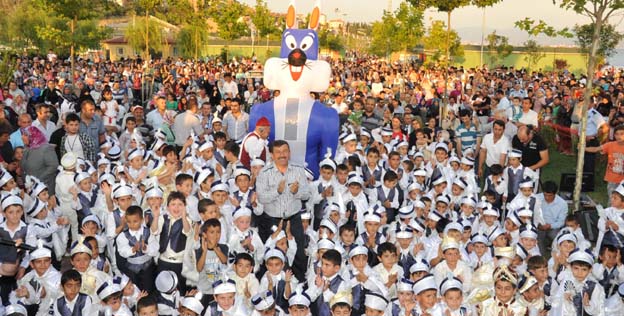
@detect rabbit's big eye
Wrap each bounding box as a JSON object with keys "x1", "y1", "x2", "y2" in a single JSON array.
[
  {"x1": 285, "y1": 35, "x2": 297, "y2": 50},
  {"x1": 300, "y1": 36, "x2": 314, "y2": 52}
]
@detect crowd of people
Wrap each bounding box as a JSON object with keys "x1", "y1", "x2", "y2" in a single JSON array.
[{"x1": 0, "y1": 50, "x2": 622, "y2": 316}]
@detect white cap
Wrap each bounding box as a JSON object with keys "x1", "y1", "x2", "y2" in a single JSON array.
[
  {"x1": 397, "y1": 278, "x2": 415, "y2": 292},
  {"x1": 317, "y1": 238, "x2": 335, "y2": 251},
  {"x1": 70, "y1": 238, "x2": 92, "y2": 257},
  {"x1": 233, "y1": 206, "x2": 252, "y2": 220},
  {"x1": 61, "y1": 152, "x2": 77, "y2": 169},
  {"x1": 265, "y1": 248, "x2": 286, "y2": 263},
  {"x1": 413, "y1": 169, "x2": 427, "y2": 177},
  {"x1": 363, "y1": 210, "x2": 381, "y2": 223},
  {"x1": 471, "y1": 233, "x2": 489, "y2": 245},
  {"x1": 127, "y1": 148, "x2": 144, "y2": 161},
  {"x1": 398, "y1": 205, "x2": 414, "y2": 219},
  {"x1": 113, "y1": 274, "x2": 131, "y2": 290},
  {"x1": 407, "y1": 182, "x2": 422, "y2": 193},
  {"x1": 1, "y1": 194, "x2": 22, "y2": 210},
  {"x1": 364, "y1": 292, "x2": 389, "y2": 311},
  {"x1": 5, "y1": 304, "x2": 27, "y2": 316},
  {"x1": 97, "y1": 281, "x2": 121, "y2": 300},
  {"x1": 198, "y1": 140, "x2": 214, "y2": 152},
  {"x1": 233, "y1": 167, "x2": 251, "y2": 179},
  {"x1": 347, "y1": 174, "x2": 364, "y2": 186},
  {"x1": 431, "y1": 174, "x2": 447, "y2": 186},
  {"x1": 288, "y1": 291, "x2": 311, "y2": 307},
  {"x1": 349, "y1": 245, "x2": 368, "y2": 258},
  {"x1": 82, "y1": 214, "x2": 101, "y2": 228},
  {"x1": 74, "y1": 172, "x2": 90, "y2": 185},
  {"x1": 112, "y1": 183, "x2": 133, "y2": 198},
  {"x1": 482, "y1": 204, "x2": 499, "y2": 217},
  {"x1": 519, "y1": 178, "x2": 534, "y2": 188},
  {"x1": 508, "y1": 149, "x2": 523, "y2": 158},
  {"x1": 410, "y1": 260, "x2": 430, "y2": 274},
  {"x1": 441, "y1": 237, "x2": 460, "y2": 251},
  {"x1": 409, "y1": 218, "x2": 426, "y2": 233},
  {"x1": 210, "y1": 180, "x2": 228, "y2": 193},
  {"x1": 519, "y1": 224, "x2": 538, "y2": 239},
  {"x1": 27, "y1": 198, "x2": 46, "y2": 218},
  {"x1": 396, "y1": 226, "x2": 414, "y2": 239},
  {"x1": 427, "y1": 210, "x2": 443, "y2": 222},
  {"x1": 557, "y1": 232, "x2": 577, "y2": 245},
  {"x1": 436, "y1": 195, "x2": 450, "y2": 205},
  {"x1": 440, "y1": 276, "x2": 463, "y2": 295},
  {"x1": 461, "y1": 197, "x2": 476, "y2": 207},
  {"x1": 412, "y1": 274, "x2": 437, "y2": 294},
  {"x1": 252, "y1": 291, "x2": 275, "y2": 311},
  {"x1": 452, "y1": 177, "x2": 467, "y2": 189},
  {"x1": 194, "y1": 167, "x2": 213, "y2": 185},
  {"x1": 444, "y1": 222, "x2": 464, "y2": 234},
  {"x1": 518, "y1": 273, "x2": 538, "y2": 294},
  {"x1": 181, "y1": 297, "x2": 204, "y2": 314},
  {"x1": 30, "y1": 240, "x2": 52, "y2": 260},
  {"x1": 213, "y1": 279, "x2": 237, "y2": 295},
  {"x1": 567, "y1": 248, "x2": 594, "y2": 265},
  {"x1": 320, "y1": 218, "x2": 338, "y2": 235},
  {"x1": 488, "y1": 227, "x2": 505, "y2": 243},
  {"x1": 460, "y1": 157, "x2": 474, "y2": 166},
  {"x1": 155, "y1": 270, "x2": 178, "y2": 294},
  {"x1": 251, "y1": 157, "x2": 265, "y2": 167}
]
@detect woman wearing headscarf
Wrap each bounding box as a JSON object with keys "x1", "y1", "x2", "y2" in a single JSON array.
[{"x1": 20, "y1": 125, "x2": 59, "y2": 195}]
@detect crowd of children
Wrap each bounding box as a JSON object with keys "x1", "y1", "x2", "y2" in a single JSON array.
[{"x1": 0, "y1": 112, "x2": 619, "y2": 316}]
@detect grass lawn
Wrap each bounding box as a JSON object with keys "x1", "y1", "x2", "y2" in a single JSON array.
[{"x1": 540, "y1": 141, "x2": 609, "y2": 207}]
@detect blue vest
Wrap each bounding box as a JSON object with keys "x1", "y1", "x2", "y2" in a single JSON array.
[
  {"x1": 77, "y1": 189, "x2": 98, "y2": 217},
  {"x1": 572, "y1": 280, "x2": 597, "y2": 316},
  {"x1": 119, "y1": 227, "x2": 153, "y2": 273},
  {"x1": 598, "y1": 266, "x2": 619, "y2": 297},
  {"x1": 507, "y1": 167, "x2": 525, "y2": 197},
  {"x1": 159, "y1": 215, "x2": 187, "y2": 253},
  {"x1": 56, "y1": 293, "x2": 88, "y2": 316},
  {"x1": 362, "y1": 166, "x2": 382, "y2": 188},
  {"x1": 313, "y1": 276, "x2": 344, "y2": 316}
]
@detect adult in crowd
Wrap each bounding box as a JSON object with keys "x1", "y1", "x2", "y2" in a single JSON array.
[
  {"x1": 79, "y1": 100, "x2": 105, "y2": 148},
  {"x1": 583, "y1": 97, "x2": 609, "y2": 174},
  {"x1": 32, "y1": 103, "x2": 55, "y2": 141},
  {"x1": 172, "y1": 97, "x2": 203, "y2": 147},
  {"x1": 361, "y1": 97, "x2": 383, "y2": 132},
  {"x1": 9, "y1": 114, "x2": 31, "y2": 149},
  {"x1": 512, "y1": 125, "x2": 549, "y2": 180},
  {"x1": 239, "y1": 116, "x2": 270, "y2": 169},
  {"x1": 536, "y1": 181, "x2": 568, "y2": 255},
  {"x1": 222, "y1": 98, "x2": 249, "y2": 142},
  {"x1": 21, "y1": 125, "x2": 59, "y2": 195},
  {"x1": 478, "y1": 119, "x2": 511, "y2": 178},
  {"x1": 256, "y1": 140, "x2": 310, "y2": 281},
  {"x1": 146, "y1": 96, "x2": 174, "y2": 130},
  {"x1": 586, "y1": 124, "x2": 624, "y2": 197}
]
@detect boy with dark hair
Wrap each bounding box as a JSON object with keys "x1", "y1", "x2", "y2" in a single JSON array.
[
  {"x1": 115, "y1": 205, "x2": 158, "y2": 292},
  {"x1": 593, "y1": 244, "x2": 624, "y2": 297},
  {"x1": 175, "y1": 173, "x2": 199, "y2": 222},
  {"x1": 528, "y1": 255, "x2": 553, "y2": 310},
  {"x1": 372, "y1": 170, "x2": 401, "y2": 223},
  {"x1": 136, "y1": 295, "x2": 158, "y2": 316},
  {"x1": 195, "y1": 218, "x2": 228, "y2": 306},
  {"x1": 373, "y1": 242, "x2": 402, "y2": 300},
  {"x1": 151, "y1": 191, "x2": 191, "y2": 292},
  {"x1": 52, "y1": 269, "x2": 94, "y2": 315},
  {"x1": 309, "y1": 249, "x2": 348, "y2": 316},
  {"x1": 552, "y1": 249, "x2": 604, "y2": 315},
  {"x1": 213, "y1": 131, "x2": 228, "y2": 168},
  {"x1": 484, "y1": 163, "x2": 506, "y2": 208}
]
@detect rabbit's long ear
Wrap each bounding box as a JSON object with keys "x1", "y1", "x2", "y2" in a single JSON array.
[
  {"x1": 309, "y1": 0, "x2": 321, "y2": 30},
  {"x1": 286, "y1": 0, "x2": 297, "y2": 29}
]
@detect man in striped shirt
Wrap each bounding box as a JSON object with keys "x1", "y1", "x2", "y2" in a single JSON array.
[
  {"x1": 455, "y1": 109, "x2": 481, "y2": 158},
  {"x1": 256, "y1": 140, "x2": 310, "y2": 282}
]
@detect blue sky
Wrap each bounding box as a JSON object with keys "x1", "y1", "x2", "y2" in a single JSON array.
[{"x1": 241, "y1": 0, "x2": 620, "y2": 45}]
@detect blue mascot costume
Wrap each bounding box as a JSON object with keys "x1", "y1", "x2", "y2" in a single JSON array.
[{"x1": 249, "y1": 0, "x2": 339, "y2": 179}]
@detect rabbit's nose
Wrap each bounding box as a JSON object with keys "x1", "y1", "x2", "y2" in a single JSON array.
[{"x1": 288, "y1": 49, "x2": 307, "y2": 67}]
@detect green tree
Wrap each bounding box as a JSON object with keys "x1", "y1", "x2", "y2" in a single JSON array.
[
  {"x1": 514, "y1": 18, "x2": 573, "y2": 38},
  {"x1": 125, "y1": 15, "x2": 163, "y2": 58},
  {"x1": 394, "y1": 2, "x2": 425, "y2": 52},
  {"x1": 177, "y1": 17, "x2": 209, "y2": 59},
  {"x1": 43, "y1": 0, "x2": 111, "y2": 83},
  {"x1": 369, "y1": 11, "x2": 401, "y2": 57},
  {"x1": 252, "y1": 0, "x2": 280, "y2": 40},
  {"x1": 318, "y1": 27, "x2": 344, "y2": 53},
  {"x1": 473, "y1": 0, "x2": 504, "y2": 65},
  {"x1": 486, "y1": 31, "x2": 512, "y2": 67},
  {"x1": 210, "y1": 0, "x2": 249, "y2": 41},
  {"x1": 422, "y1": 20, "x2": 464, "y2": 65},
  {"x1": 522, "y1": 39, "x2": 544, "y2": 71},
  {"x1": 575, "y1": 23, "x2": 623, "y2": 59},
  {"x1": 553, "y1": 0, "x2": 624, "y2": 211}
]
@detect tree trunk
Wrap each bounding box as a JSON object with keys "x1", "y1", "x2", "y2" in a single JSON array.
[
  {"x1": 145, "y1": 11, "x2": 149, "y2": 61},
  {"x1": 573, "y1": 13, "x2": 603, "y2": 213},
  {"x1": 442, "y1": 11, "x2": 451, "y2": 128},
  {"x1": 480, "y1": 7, "x2": 485, "y2": 67},
  {"x1": 70, "y1": 17, "x2": 76, "y2": 84}
]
